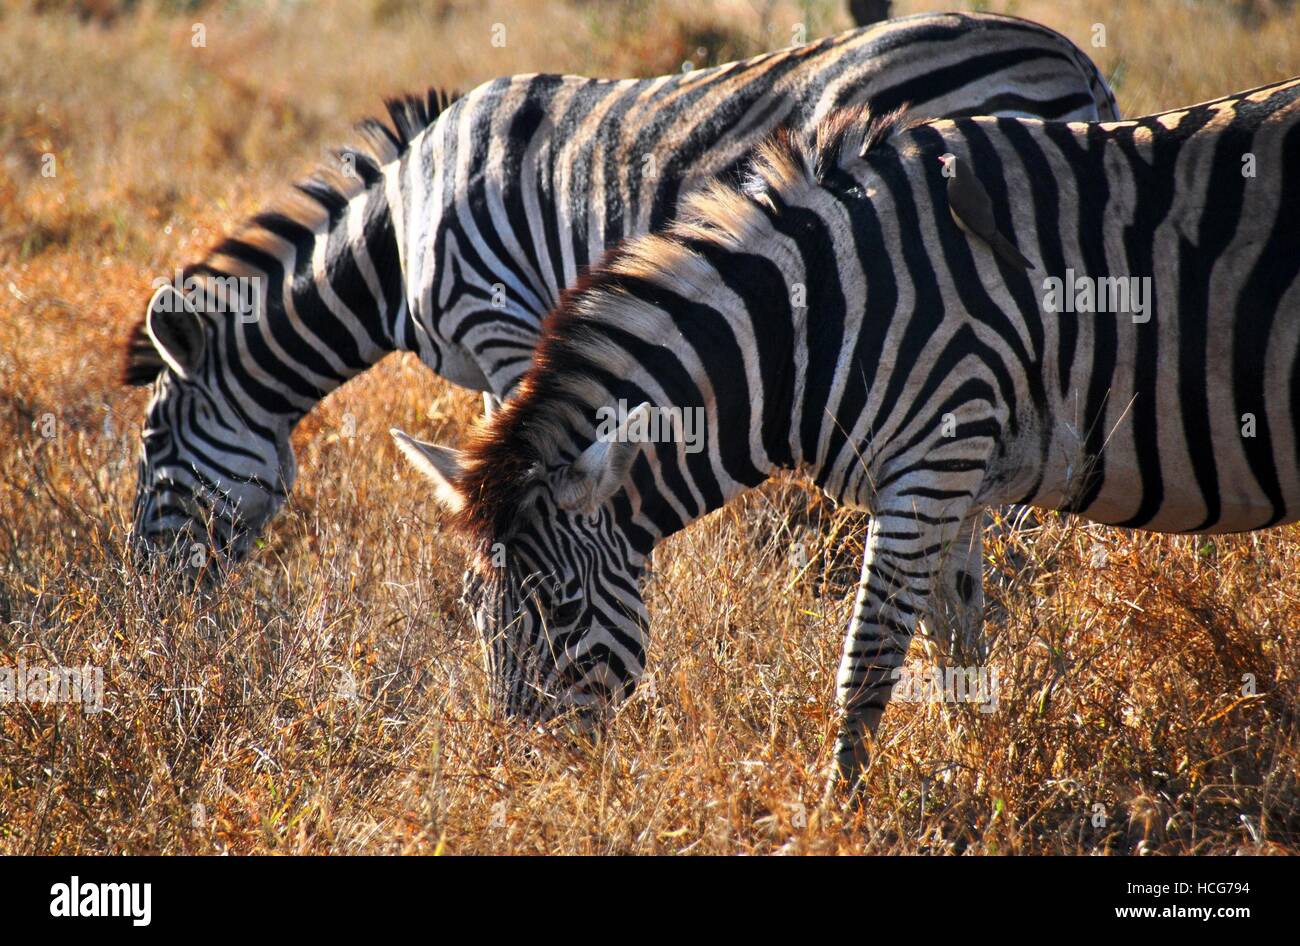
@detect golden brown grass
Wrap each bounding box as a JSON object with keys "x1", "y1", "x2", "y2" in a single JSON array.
[{"x1": 2, "y1": 0, "x2": 1298, "y2": 854}]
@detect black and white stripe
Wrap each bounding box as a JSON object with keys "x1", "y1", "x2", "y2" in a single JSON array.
[
  {"x1": 125, "y1": 12, "x2": 1118, "y2": 560},
  {"x1": 396, "y1": 77, "x2": 1300, "y2": 786}
]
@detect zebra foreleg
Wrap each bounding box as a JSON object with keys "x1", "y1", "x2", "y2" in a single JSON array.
[{"x1": 829, "y1": 485, "x2": 979, "y2": 796}]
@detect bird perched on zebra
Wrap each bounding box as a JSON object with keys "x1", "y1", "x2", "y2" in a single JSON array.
[
  {"x1": 392, "y1": 77, "x2": 1300, "y2": 792},
  {"x1": 121, "y1": 12, "x2": 1119, "y2": 568},
  {"x1": 939, "y1": 153, "x2": 1034, "y2": 270}
]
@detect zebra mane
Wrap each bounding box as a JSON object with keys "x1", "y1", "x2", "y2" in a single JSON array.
[
  {"x1": 741, "y1": 102, "x2": 914, "y2": 202},
  {"x1": 449, "y1": 104, "x2": 912, "y2": 546},
  {"x1": 122, "y1": 87, "x2": 457, "y2": 386},
  {"x1": 446, "y1": 260, "x2": 642, "y2": 546}
]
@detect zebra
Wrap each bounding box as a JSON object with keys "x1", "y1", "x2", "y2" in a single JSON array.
[
  {"x1": 122, "y1": 11, "x2": 1119, "y2": 564},
  {"x1": 391, "y1": 77, "x2": 1300, "y2": 790}
]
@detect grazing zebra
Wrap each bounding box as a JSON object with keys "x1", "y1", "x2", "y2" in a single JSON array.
[
  {"x1": 392, "y1": 77, "x2": 1300, "y2": 789},
  {"x1": 122, "y1": 12, "x2": 1118, "y2": 563}
]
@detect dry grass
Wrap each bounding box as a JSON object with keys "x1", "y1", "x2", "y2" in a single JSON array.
[{"x1": 2, "y1": 0, "x2": 1298, "y2": 854}]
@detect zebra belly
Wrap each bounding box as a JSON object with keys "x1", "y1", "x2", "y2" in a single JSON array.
[
  {"x1": 1025, "y1": 417, "x2": 1300, "y2": 535},
  {"x1": 1068, "y1": 488, "x2": 1300, "y2": 535}
]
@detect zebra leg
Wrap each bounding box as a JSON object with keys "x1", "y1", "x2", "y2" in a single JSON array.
[
  {"x1": 830, "y1": 489, "x2": 977, "y2": 793},
  {"x1": 921, "y1": 509, "x2": 988, "y2": 666}
]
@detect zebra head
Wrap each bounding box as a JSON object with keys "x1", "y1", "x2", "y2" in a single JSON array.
[
  {"x1": 391, "y1": 406, "x2": 652, "y2": 725},
  {"x1": 124, "y1": 284, "x2": 295, "y2": 569}
]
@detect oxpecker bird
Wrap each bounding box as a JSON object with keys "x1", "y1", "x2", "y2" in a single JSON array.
[{"x1": 938, "y1": 153, "x2": 1034, "y2": 270}]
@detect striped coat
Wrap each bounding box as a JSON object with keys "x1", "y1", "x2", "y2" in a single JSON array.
[
  {"x1": 392, "y1": 77, "x2": 1300, "y2": 786},
  {"x1": 124, "y1": 12, "x2": 1118, "y2": 561}
]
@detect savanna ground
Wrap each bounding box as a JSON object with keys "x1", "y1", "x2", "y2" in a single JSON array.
[{"x1": 1, "y1": 0, "x2": 1298, "y2": 855}]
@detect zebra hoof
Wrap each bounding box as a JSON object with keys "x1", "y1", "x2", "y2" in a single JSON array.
[{"x1": 824, "y1": 736, "x2": 871, "y2": 806}]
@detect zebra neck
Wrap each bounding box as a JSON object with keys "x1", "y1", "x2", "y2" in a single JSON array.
[
  {"x1": 212, "y1": 171, "x2": 410, "y2": 432},
  {"x1": 606, "y1": 299, "x2": 804, "y2": 557}
]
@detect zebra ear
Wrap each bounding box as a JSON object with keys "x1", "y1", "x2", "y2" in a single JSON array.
[
  {"x1": 145, "y1": 285, "x2": 206, "y2": 380},
  {"x1": 390, "y1": 428, "x2": 465, "y2": 513},
  {"x1": 554, "y1": 402, "x2": 650, "y2": 513}
]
